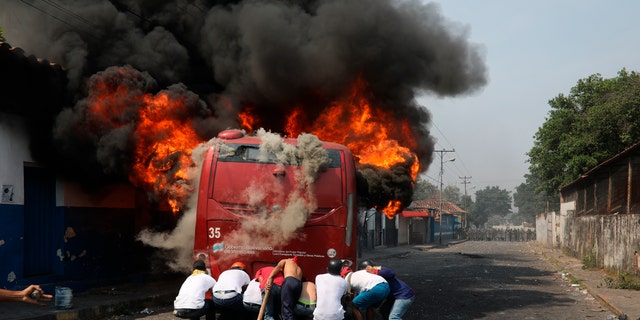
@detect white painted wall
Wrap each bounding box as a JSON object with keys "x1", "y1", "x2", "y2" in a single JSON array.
[
  {"x1": 0, "y1": 113, "x2": 33, "y2": 205},
  {"x1": 559, "y1": 200, "x2": 575, "y2": 248}
]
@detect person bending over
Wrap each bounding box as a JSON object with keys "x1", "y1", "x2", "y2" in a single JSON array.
[{"x1": 266, "y1": 257, "x2": 303, "y2": 320}]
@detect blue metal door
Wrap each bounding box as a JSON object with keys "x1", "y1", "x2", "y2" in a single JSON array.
[{"x1": 23, "y1": 166, "x2": 56, "y2": 277}]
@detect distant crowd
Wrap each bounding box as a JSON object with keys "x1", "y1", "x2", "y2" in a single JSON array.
[{"x1": 466, "y1": 228, "x2": 536, "y2": 242}]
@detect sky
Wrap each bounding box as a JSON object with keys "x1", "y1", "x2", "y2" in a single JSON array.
[
  {"x1": 3, "y1": 0, "x2": 640, "y2": 206},
  {"x1": 418, "y1": 0, "x2": 640, "y2": 197}
]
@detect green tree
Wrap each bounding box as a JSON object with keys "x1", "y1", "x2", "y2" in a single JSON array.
[
  {"x1": 442, "y1": 185, "x2": 462, "y2": 204},
  {"x1": 460, "y1": 194, "x2": 474, "y2": 213},
  {"x1": 469, "y1": 186, "x2": 512, "y2": 227},
  {"x1": 412, "y1": 178, "x2": 438, "y2": 200},
  {"x1": 412, "y1": 178, "x2": 464, "y2": 208},
  {"x1": 0, "y1": 27, "x2": 5, "y2": 42},
  {"x1": 528, "y1": 69, "x2": 640, "y2": 196},
  {"x1": 513, "y1": 174, "x2": 558, "y2": 223}
]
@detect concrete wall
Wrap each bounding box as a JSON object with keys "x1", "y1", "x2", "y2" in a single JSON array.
[
  {"x1": 559, "y1": 201, "x2": 575, "y2": 249},
  {"x1": 553, "y1": 200, "x2": 640, "y2": 273},
  {"x1": 0, "y1": 113, "x2": 31, "y2": 289},
  {"x1": 535, "y1": 211, "x2": 559, "y2": 248},
  {"x1": 398, "y1": 215, "x2": 409, "y2": 245},
  {"x1": 0, "y1": 113, "x2": 32, "y2": 205},
  {"x1": 562, "y1": 211, "x2": 640, "y2": 273}
]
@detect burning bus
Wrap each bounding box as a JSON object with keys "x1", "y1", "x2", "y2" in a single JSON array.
[{"x1": 193, "y1": 129, "x2": 358, "y2": 280}]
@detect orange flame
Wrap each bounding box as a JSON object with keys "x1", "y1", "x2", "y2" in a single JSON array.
[
  {"x1": 284, "y1": 78, "x2": 421, "y2": 218},
  {"x1": 381, "y1": 200, "x2": 403, "y2": 219},
  {"x1": 285, "y1": 107, "x2": 305, "y2": 138},
  {"x1": 86, "y1": 70, "x2": 201, "y2": 213},
  {"x1": 129, "y1": 92, "x2": 201, "y2": 212},
  {"x1": 238, "y1": 107, "x2": 258, "y2": 133},
  {"x1": 294, "y1": 78, "x2": 421, "y2": 180}
]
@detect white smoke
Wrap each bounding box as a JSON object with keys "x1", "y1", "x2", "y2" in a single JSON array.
[{"x1": 219, "y1": 129, "x2": 329, "y2": 264}]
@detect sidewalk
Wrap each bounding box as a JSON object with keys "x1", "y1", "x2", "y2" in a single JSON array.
[
  {"x1": 530, "y1": 242, "x2": 640, "y2": 320},
  {"x1": 1, "y1": 275, "x2": 184, "y2": 320},
  {"x1": 4, "y1": 240, "x2": 640, "y2": 320}
]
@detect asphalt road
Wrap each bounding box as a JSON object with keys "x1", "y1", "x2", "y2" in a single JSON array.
[{"x1": 122, "y1": 241, "x2": 615, "y2": 320}]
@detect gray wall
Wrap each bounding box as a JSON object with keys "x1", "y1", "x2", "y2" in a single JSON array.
[
  {"x1": 564, "y1": 211, "x2": 640, "y2": 273},
  {"x1": 538, "y1": 208, "x2": 640, "y2": 273}
]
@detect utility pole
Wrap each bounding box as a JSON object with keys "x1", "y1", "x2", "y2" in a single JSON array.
[
  {"x1": 436, "y1": 149, "x2": 455, "y2": 244},
  {"x1": 459, "y1": 176, "x2": 472, "y2": 230}
]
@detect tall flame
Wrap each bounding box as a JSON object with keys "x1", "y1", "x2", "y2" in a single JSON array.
[
  {"x1": 288, "y1": 78, "x2": 419, "y2": 179},
  {"x1": 85, "y1": 68, "x2": 201, "y2": 213},
  {"x1": 130, "y1": 92, "x2": 201, "y2": 212},
  {"x1": 287, "y1": 78, "x2": 421, "y2": 218},
  {"x1": 238, "y1": 106, "x2": 258, "y2": 133}
]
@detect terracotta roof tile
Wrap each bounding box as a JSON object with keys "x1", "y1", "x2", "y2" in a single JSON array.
[{"x1": 407, "y1": 198, "x2": 467, "y2": 214}]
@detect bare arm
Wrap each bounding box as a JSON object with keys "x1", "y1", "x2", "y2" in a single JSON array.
[
  {"x1": 265, "y1": 259, "x2": 286, "y2": 289},
  {"x1": 0, "y1": 285, "x2": 52, "y2": 305}
]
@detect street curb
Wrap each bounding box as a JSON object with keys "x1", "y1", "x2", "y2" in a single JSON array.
[
  {"x1": 590, "y1": 292, "x2": 623, "y2": 317},
  {"x1": 25, "y1": 292, "x2": 176, "y2": 320},
  {"x1": 537, "y1": 248, "x2": 624, "y2": 318},
  {"x1": 414, "y1": 239, "x2": 468, "y2": 252}
]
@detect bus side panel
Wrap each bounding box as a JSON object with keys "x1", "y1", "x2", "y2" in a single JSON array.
[{"x1": 194, "y1": 147, "x2": 221, "y2": 275}]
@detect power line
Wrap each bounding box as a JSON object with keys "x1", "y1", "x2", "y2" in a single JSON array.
[
  {"x1": 430, "y1": 120, "x2": 472, "y2": 181},
  {"x1": 19, "y1": 0, "x2": 100, "y2": 40}
]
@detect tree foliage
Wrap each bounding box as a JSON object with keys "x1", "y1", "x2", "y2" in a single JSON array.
[
  {"x1": 513, "y1": 173, "x2": 558, "y2": 223},
  {"x1": 442, "y1": 185, "x2": 462, "y2": 205},
  {"x1": 528, "y1": 69, "x2": 640, "y2": 196},
  {"x1": 412, "y1": 178, "x2": 438, "y2": 200},
  {"x1": 0, "y1": 27, "x2": 5, "y2": 42},
  {"x1": 468, "y1": 186, "x2": 512, "y2": 227},
  {"x1": 412, "y1": 178, "x2": 467, "y2": 208}
]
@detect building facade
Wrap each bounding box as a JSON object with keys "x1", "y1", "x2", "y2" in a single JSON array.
[
  {"x1": 398, "y1": 199, "x2": 466, "y2": 245},
  {"x1": 0, "y1": 112, "x2": 176, "y2": 292},
  {"x1": 539, "y1": 142, "x2": 640, "y2": 273}
]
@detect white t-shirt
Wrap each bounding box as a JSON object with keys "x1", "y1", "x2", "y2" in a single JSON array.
[
  {"x1": 212, "y1": 269, "x2": 251, "y2": 294},
  {"x1": 348, "y1": 270, "x2": 387, "y2": 293},
  {"x1": 174, "y1": 273, "x2": 216, "y2": 309},
  {"x1": 242, "y1": 279, "x2": 263, "y2": 304},
  {"x1": 313, "y1": 273, "x2": 348, "y2": 320}
]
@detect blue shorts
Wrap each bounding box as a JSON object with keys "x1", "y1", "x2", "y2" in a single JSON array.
[{"x1": 352, "y1": 282, "x2": 390, "y2": 311}]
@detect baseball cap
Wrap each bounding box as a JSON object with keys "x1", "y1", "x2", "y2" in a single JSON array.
[{"x1": 193, "y1": 260, "x2": 206, "y2": 271}]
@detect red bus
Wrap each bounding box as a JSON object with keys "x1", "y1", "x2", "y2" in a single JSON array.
[{"x1": 193, "y1": 129, "x2": 358, "y2": 280}]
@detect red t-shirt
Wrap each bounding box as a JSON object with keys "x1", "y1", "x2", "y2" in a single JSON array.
[{"x1": 255, "y1": 266, "x2": 284, "y2": 290}]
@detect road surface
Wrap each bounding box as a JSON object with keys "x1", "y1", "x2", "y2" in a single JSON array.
[{"x1": 114, "y1": 241, "x2": 614, "y2": 320}]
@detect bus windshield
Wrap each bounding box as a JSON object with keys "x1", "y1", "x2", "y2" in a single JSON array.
[
  {"x1": 218, "y1": 143, "x2": 342, "y2": 168},
  {"x1": 212, "y1": 144, "x2": 344, "y2": 216}
]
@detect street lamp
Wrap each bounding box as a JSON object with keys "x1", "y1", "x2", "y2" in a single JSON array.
[{"x1": 439, "y1": 156, "x2": 455, "y2": 244}]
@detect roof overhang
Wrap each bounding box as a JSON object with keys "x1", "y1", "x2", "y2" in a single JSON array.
[{"x1": 400, "y1": 210, "x2": 429, "y2": 218}]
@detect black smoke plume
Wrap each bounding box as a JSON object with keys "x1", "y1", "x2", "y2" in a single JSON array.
[{"x1": 0, "y1": 0, "x2": 486, "y2": 210}]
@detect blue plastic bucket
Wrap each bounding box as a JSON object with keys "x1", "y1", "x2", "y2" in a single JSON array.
[{"x1": 54, "y1": 286, "x2": 73, "y2": 309}]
